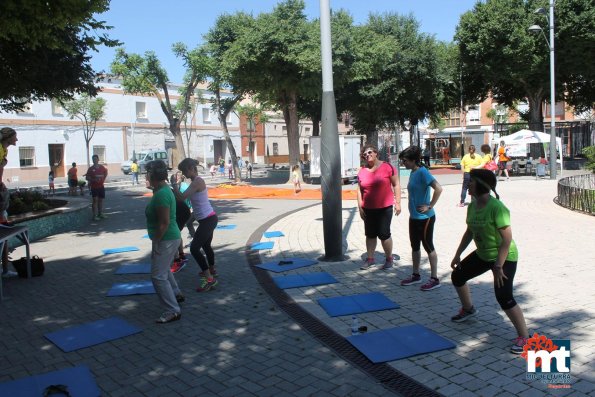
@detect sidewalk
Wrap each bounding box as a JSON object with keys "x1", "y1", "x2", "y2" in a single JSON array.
[{"x1": 0, "y1": 172, "x2": 593, "y2": 396}]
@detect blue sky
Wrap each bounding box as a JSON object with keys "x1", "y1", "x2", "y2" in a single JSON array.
[{"x1": 92, "y1": 0, "x2": 479, "y2": 83}]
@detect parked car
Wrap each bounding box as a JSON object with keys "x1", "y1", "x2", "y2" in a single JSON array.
[{"x1": 121, "y1": 150, "x2": 169, "y2": 174}]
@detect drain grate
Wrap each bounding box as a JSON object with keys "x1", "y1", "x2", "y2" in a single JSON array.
[{"x1": 246, "y1": 205, "x2": 443, "y2": 397}]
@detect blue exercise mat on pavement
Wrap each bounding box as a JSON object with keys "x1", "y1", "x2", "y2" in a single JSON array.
[
  {"x1": 107, "y1": 280, "x2": 155, "y2": 296},
  {"x1": 250, "y1": 241, "x2": 274, "y2": 250},
  {"x1": 44, "y1": 317, "x2": 142, "y2": 353},
  {"x1": 0, "y1": 365, "x2": 100, "y2": 397},
  {"x1": 102, "y1": 246, "x2": 140, "y2": 255},
  {"x1": 256, "y1": 257, "x2": 318, "y2": 273},
  {"x1": 263, "y1": 231, "x2": 285, "y2": 238},
  {"x1": 273, "y1": 272, "x2": 338, "y2": 289},
  {"x1": 317, "y1": 292, "x2": 399, "y2": 317},
  {"x1": 142, "y1": 234, "x2": 149, "y2": 239},
  {"x1": 347, "y1": 324, "x2": 456, "y2": 363},
  {"x1": 114, "y1": 263, "x2": 151, "y2": 274},
  {"x1": 216, "y1": 224, "x2": 237, "y2": 230}
]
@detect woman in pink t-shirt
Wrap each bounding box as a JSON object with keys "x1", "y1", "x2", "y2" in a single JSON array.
[{"x1": 357, "y1": 144, "x2": 402, "y2": 270}]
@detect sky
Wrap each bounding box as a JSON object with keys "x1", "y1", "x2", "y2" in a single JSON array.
[{"x1": 91, "y1": 0, "x2": 479, "y2": 84}]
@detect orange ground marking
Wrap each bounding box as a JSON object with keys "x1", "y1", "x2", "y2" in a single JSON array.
[{"x1": 141, "y1": 186, "x2": 358, "y2": 200}]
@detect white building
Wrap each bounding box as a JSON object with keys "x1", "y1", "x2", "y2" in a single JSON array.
[{"x1": 0, "y1": 78, "x2": 240, "y2": 184}]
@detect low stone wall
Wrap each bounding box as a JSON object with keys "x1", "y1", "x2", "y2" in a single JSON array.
[{"x1": 9, "y1": 197, "x2": 91, "y2": 247}]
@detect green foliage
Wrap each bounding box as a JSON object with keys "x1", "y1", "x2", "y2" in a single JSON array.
[
  {"x1": 61, "y1": 94, "x2": 107, "y2": 167},
  {"x1": 582, "y1": 146, "x2": 595, "y2": 172},
  {"x1": 7, "y1": 190, "x2": 57, "y2": 215},
  {"x1": 32, "y1": 201, "x2": 51, "y2": 211},
  {"x1": 0, "y1": 0, "x2": 120, "y2": 112}
]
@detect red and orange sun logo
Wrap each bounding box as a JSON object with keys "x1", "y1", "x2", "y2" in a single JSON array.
[{"x1": 521, "y1": 333, "x2": 558, "y2": 368}]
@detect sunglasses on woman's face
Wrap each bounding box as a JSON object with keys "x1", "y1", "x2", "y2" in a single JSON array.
[{"x1": 364, "y1": 150, "x2": 375, "y2": 155}]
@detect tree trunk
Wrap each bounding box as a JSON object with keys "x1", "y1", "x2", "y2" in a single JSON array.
[
  {"x1": 220, "y1": 117, "x2": 241, "y2": 182},
  {"x1": 85, "y1": 140, "x2": 91, "y2": 169},
  {"x1": 170, "y1": 124, "x2": 186, "y2": 169},
  {"x1": 527, "y1": 93, "x2": 545, "y2": 132},
  {"x1": 281, "y1": 92, "x2": 301, "y2": 184}
]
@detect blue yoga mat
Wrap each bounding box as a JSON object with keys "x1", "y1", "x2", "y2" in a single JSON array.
[
  {"x1": 318, "y1": 292, "x2": 399, "y2": 317},
  {"x1": 216, "y1": 224, "x2": 237, "y2": 230},
  {"x1": 273, "y1": 272, "x2": 338, "y2": 289},
  {"x1": 250, "y1": 241, "x2": 274, "y2": 250},
  {"x1": 44, "y1": 317, "x2": 142, "y2": 353},
  {"x1": 263, "y1": 231, "x2": 285, "y2": 238},
  {"x1": 347, "y1": 324, "x2": 456, "y2": 363},
  {"x1": 102, "y1": 246, "x2": 140, "y2": 255},
  {"x1": 0, "y1": 365, "x2": 100, "y2": 397},
  {"x1": 256, "y1": 257, "x2": 318, "y2": 273},
  {"x1": 142, "y1": 234, "x2": 149, "y2": 239},
  {"x1": 107, "y1": 280, "x2": 155, "y2": 296},
  {"x1": 114, "y1": 263, "x2": 151, "y2": 274}
]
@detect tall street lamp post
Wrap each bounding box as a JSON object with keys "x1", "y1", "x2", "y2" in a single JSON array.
[
  {"x1": 319, "y1": 0, "x2": 344, "y2": 261},
  {"x1": 529, "y1": 0, "x2": 557, "y2": 179}
]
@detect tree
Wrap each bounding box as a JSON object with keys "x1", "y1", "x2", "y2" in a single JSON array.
[
  {"x1": 236, "y1": 103, "x2": 269, "y2": 164},
  {"x1": 110, "y1": 44, "x2": 209, "y2": 167},
  {"x1": 455, "y1": 0, "x2": 595, "y2": 131},
  {"x1": 221, "y1": 0, "x2": 320, "y2": 171},
  {"x1": 0, "y1": 0, "x2": 119, "y2": 112},
  {"x1": 62, "y1": 94, "x2": 107, "y2": 167}
]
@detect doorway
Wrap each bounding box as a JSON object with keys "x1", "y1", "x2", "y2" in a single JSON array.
[
  {"x1": 213, "y1": 140, "x2": 226, "y2": 163},
  {"x1": 48, "y1": 144, "x2": 65, "y2": 177}
]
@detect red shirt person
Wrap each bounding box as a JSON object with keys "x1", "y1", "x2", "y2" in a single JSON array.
[{"x1": 86, "y1": 154, "x2": 108, "y2": 220}]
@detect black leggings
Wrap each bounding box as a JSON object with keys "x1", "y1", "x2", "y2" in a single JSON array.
[
  {"x1": 451, "y1": 251, "x2": 518, "y2": 310},
  {"x1": 190, "y1": 214, "x2": 218, "y2": 272},
  {"x1": 409, "y1": 216, "x2": 435, "y2": 253}
]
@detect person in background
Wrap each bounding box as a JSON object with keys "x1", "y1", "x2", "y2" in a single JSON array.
[
  {"x1": 209, "y1": 163, "x2": 217, "y2": 179},
  {"x1": 174, "y1": 158, "x2": 219, "y2": 292},
  {"x1": 86, "y1": 154, "x2": 108, "y2": 221},
  {"x1": 237, "y1": 157, "x2": 245, "y2": 179},
  {"x1": 67, "y1": 162, "x2": 78, "y2": 196},
  {"x1": 130, "y1": 159, "x2": 139, "y2": 185},
  {"x1": 246, "y1": 161, "x2": 253, "y2": 179},
  {"x1": 218, "y1": 157, "x2": 225, "y2": 177},
  {"x1": 170, "y1": 172, "x2": 192, "y2": 274},
  {"x1": 0, "y1": 127, "x2": 18, "y2": 278},
  {"x1": 145, "y1": 160, "x2": 183, "y2": 323},
  {"x1": 422, "y1": 146, "x2": 431, "y2": 167},
  {"x1": 227, "y1": 159, "x2": 233, "y2": 179},
  {"x1": 496, "y1": 140, "x2": 511, "y2": 181},
  {"x1": 399, "y1": 146, "x2": 443, "y2": 291},
  {"x1": 292, "y1": 165, "x2": 301, "y2": 194},
  {"x1": 458, "y1": 145, "x2": 483, "y2": 207},
  {"x1": 450, "y1": 169, "x2": 529, "y2": 354},
  {"x1": 357, "y1": 144, "x2": 401, "y2": 270},
  {"x1": 48, "y1": 170, "x2": 55, "y2": 196},
  {"x1": 476, "y1": 144, "x2": 494, "y2": 171}
]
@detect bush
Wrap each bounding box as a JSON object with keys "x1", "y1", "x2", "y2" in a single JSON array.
[
  {"x1": 32, "y1": 201, "x2": 51, "y2": 211},
  {"x1": 583, "y1": 146, "x2": 595, "y2": 173},
  {"x1": 7, "y1": 190, "x2": 61, "y2": 216}
]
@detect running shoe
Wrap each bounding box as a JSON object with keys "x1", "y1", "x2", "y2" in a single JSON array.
[
  {"x1": 511, "y1": 336, "x2": 528, "y2": 354},
  {"x1": 170, "y1": 260, "x2": 186, "y2": 273},
  {"x1": 400, "y1": 274, "x2": 421, "y2": 286},
  {"x1": 178, "y1": 253, "x2": 189, "y2": 263},
  {"x1": 360, "y1": 258, "x2": 375, "y2": 270},
  {"x1": 175, "y1": 294, "x2": 185, "y2": 303},
  {"x1": 381, "y1": 258, "x2": 393, "y2": 270},
  {"x1": 209, "y1": 267, "x2": 218, "y2": 278},
  {"x1": 457, "y1": 202, "x2": 465, "y2": 207},
  {"x1": 420, "y1": 277, "x2": 441, "y2": 291},
  {"x1": 98, "y1": 213, "x2": 107, "y2": 219},
  {"x1": 196, "y1": 277, "x2": 218, "y2": 292},
  {"x1": 451, "y1": 306, "x2": 478, "y2": 322},
  {"x1": 92, "y1": 216, "x2": 100, "y2": 221},
  {"x1": 1, "y1": 270, "x2": 18, "y2": 279},
  {"x1": 156, "y1": 311, "x2": 181, "y2": 324}
]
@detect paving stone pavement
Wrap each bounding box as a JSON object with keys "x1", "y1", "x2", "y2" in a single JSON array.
[
  {"x1": 1, "y1": 172, "x2": 594, "y2": 396},
  {"x1": 261, "y1": 174, "x2": 595, "y2": 396}
]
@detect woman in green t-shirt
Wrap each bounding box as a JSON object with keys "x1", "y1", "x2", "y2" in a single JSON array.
[
  {"x1": 450, "y1": 169, "x2": 529, "y2": 354},
  {"x1": 145, "y1": 160, "x2": 183, "y2": 324}
]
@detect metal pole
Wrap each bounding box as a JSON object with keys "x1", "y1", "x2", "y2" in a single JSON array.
[
  {"x1": 319, "y1": 0, "x2": 344, "y2": 261},
  {"x1": 549, "y1": 0, "x2": 557, "y2": 179}
]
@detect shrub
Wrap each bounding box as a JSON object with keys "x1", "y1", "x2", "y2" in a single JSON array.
[
  {"x1": 583, "y1": 146, "x2": 595, "y2": 173},
  {"x1": 32, "y1": 201, "x2": 51, "y2": 211}
]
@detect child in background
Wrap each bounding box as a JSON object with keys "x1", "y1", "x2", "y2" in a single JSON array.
[
  {"x1": 209, "y1": 164, "x2": 217, "y2": 179},
  {"x1": 48, "y1": 170, "x2": 55, "y2": 196},
  {"x1": 292, "y1": 165, "x2": 301, "y2": 194}
]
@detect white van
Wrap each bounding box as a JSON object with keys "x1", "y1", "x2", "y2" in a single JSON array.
[{"x1": 121, "y1": 150, "x2": 169, "y2": 174}]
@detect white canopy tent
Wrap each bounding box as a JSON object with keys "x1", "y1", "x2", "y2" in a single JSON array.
[{"x1": 495, "y1": 129, "x2": 563, "y2": 173}]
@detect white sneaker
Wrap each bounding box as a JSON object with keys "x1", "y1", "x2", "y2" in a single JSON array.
[{"x1": 2, "y1": 270, "x2": 18, "y2": 278}]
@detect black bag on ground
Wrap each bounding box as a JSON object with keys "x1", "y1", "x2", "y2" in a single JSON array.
[{"x1": 12, "y1": 255, "x2": 44, "y2": 278}]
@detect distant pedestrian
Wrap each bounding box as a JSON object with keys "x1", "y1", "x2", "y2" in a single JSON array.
[
  {"x1": 175, "y1": 158, "x2": 219, "y2": 293},
  {"x1": 86, "y1": 154, "x2": 108, "y2": 220},
  {"x1": 399, "y1": 146, "x2": 443, "y2": 291},
  {"x1": 130, "y1": 159, "x2": 139, "y2": 185},
  {"x1": 218, "y1": 157, "x2": 225, "y2": 176},
  {"x1": 458, "y1": 145, "x2": 482, "y2": 207},
  {"x1": 496, "y1": 140, "x2": 511, "y2": 181},
  {"x1": 477, "y1": 144, "x2": 496, "y2": 172},
  {"x1": 48, "y1": 170, "x2": 55, "y2": 196},
  {"x1": 238, "y1": 157, "x2": 244, "y2": 179},
  {"x1": 145, "y1": 160, "x2": 183, "y2": 324},
  {"x1": 227, "y1": 160, "x2": 233, "y2": 179},
  {"x1": 292, "y1": 165, "x2": 301, "y2": 194},
  {"x1": 67, "y1": 162, "x2": 78, "y2": 196},
  {"x1": 246, "y1": 161, "x2": 253, "y2": 179},
  {"x1": 422, "y1": 146, "x2": 431, "y2": 167},
  {"x1": 357, "y1": 144, "x2": 401, "y2": 270},
  {"x1": 450, "y1": 169, "x2": 529, "y2": 354},
  {"x1": 0, "y1": 127, "x2": 18, "y2": 278},
  {"x1": 209, "y1": 163, "x2": 217, "y2": 179}
]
